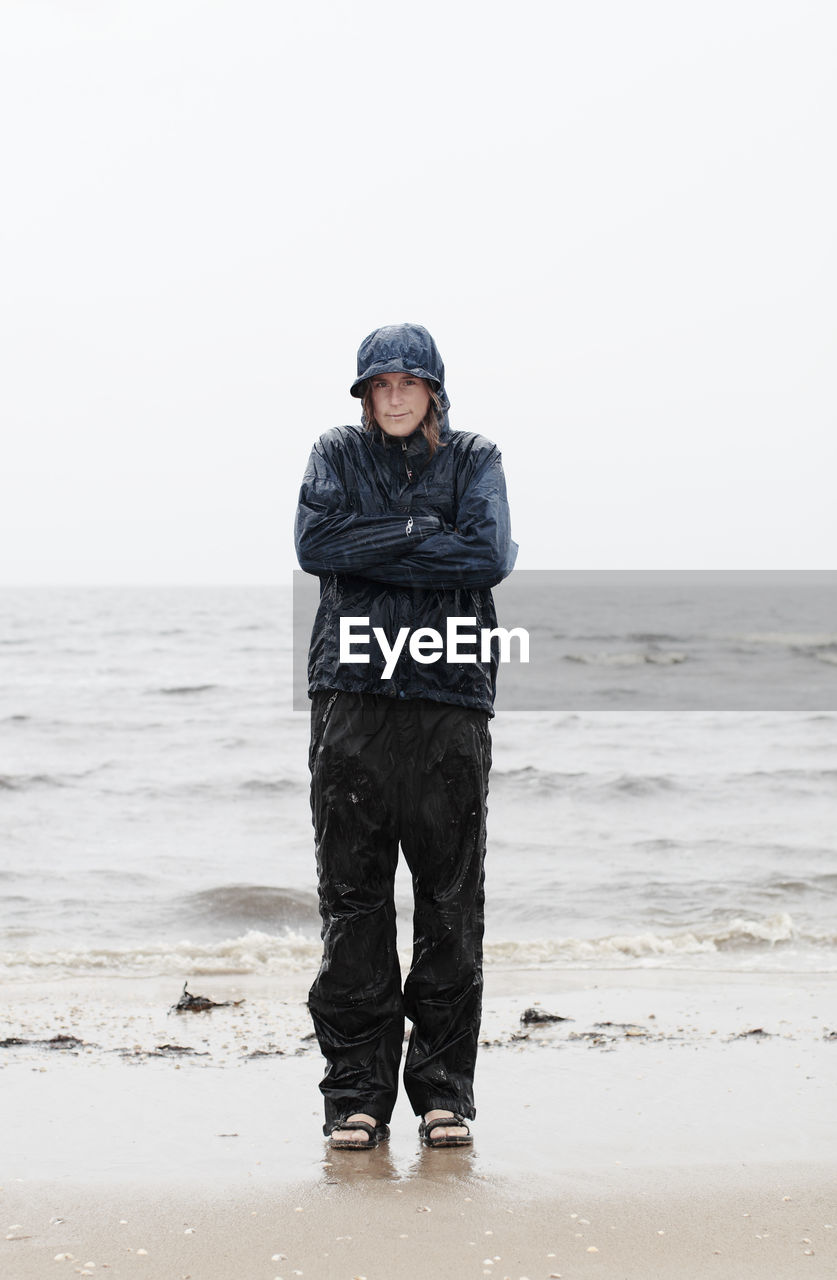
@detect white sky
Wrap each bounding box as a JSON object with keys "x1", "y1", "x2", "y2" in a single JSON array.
[{"x1": 2, "y1": 0, "x2": 834, "y2": 583}]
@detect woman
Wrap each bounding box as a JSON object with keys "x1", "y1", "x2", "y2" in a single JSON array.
[{"x1": 295, "y1": 323, "x2": 517, "y2": 1149}]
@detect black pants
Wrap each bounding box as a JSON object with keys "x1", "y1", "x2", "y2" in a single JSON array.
[{"x1": 307, "y1": 689, "x2": 492, "y2": 1131}]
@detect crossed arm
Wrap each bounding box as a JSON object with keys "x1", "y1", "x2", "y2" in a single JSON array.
[{"x1": 294, "y1": 440, "x2": 517, "y2": 589}]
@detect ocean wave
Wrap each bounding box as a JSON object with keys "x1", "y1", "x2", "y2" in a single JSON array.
[
  {"x1": 181, "y1": 883, "x2": 318, "y2": 929},
  {"x1": 491, "y1": 763, "x2": 837, "y2": 799},
  {"x1": 491, "y1": 766, "x2": 678, "y2": 797},
  {"x1": 492, "y1": 766, "x2": 586, "y2": 791},
  {"x1": 154, "y1": 684, "x2": 218, "y2": 696},
  {"x1": 0, "y1": 930, "x2": 319, "y2": 978},
  {"x1": 756, "y1": 873, "x2": 837, "y2": 897},
  {"x1": 736, "y1": 632, "x2": 837, "y2": 649},
  {"x1": 564, "y1": 650, "x2": 689, "y2": 667},
  {"x1": 239, "y1": 777, "x2": 304, "y2": 795},
  {"x1": 627, "y1": 632, "x2": 686, "y2": 644},
  {"x1": 0, "y1": 772, "x2": 69, "y2": 791},
  {"x1": 729, "y1": 767, "x2": 837, "y2": 790},
  {"x1": 486, "y1": 914, "x2": 836, "y2": 965},
  {"x1": 93, "y1": 775, "x2": 305, "y2": 801},
  {"x1": 2, "y1": 914, "x2": 835, "y2": 980},
  {"x1": 0, "y1": 765, "x2": 113, "y2": 792}
]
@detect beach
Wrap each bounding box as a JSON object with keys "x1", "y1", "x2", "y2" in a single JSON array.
[
  {"x1": 4, "y1": 0, "x2": 836, "y2": 1264},
  {"x1": 2, "y1": 585, "x2": 836, "y2": 1276},
  {"x1": 3, "y1": 966, "x2": 836, "y2": 1279}
]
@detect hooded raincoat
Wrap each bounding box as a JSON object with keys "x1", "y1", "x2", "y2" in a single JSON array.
[
  {"x1": 295, "y1": 326, "x2": 517, "y2": 712},
  {"x1": 295, "y1": 324, "x2": 517, "y2": 1133}
]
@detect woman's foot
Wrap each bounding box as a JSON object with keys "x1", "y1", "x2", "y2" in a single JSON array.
[
  {"x1": 420, "y1": 1109, "x2": 472, "y2": 1147},
  {"x1": 328, "y1": 1112, "x2": 383, "y2": 1148}
]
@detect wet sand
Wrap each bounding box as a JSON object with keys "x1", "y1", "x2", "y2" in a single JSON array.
[{"x1": 2, "y1": 968, "x2": 836, "y2": 1277}]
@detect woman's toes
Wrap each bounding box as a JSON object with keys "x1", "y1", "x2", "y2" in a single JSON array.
[
  {"x1": 424, "y1": 1109, "x2": 469, "y2": 1140},
  {"x1": 331, "y1": 1112, "x2": 378, "y2": 1144}
]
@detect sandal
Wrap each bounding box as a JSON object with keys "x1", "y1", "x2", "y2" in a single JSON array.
[
  {"x1": 419, "y1": 1112, "x2": 473, "y2": 1148},
  {"x1": 327, "y1": 1119, "x2": 390, "y2": 1150}
]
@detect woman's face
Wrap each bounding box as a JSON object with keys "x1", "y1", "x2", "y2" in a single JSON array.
[{"x1": 369, "y1": 372, "x2": 431, "y2": 438}]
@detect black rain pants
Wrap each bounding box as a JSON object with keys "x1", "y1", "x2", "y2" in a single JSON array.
[{"x1": 307, "y1": 689, "x2": 492, "y2": 1131}]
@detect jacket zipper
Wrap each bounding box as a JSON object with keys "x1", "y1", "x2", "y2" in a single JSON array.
[{"x1": 401, "y1": 439, "x2": 413, "y2": 482}]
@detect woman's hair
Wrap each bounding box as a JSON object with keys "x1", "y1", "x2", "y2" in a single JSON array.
[{"x1": 360, "y1": 381, "x2": 445, "y2": 455}]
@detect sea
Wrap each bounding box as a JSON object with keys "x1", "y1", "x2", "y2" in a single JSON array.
[{"x1": 1, "y1": 583, "x2": 836, "y2": 983}]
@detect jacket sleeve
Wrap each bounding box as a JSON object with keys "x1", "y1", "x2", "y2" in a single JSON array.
[
  {"x1": 294, "y1": 439, "x2": 444, "y2": 574},
  {"x1": 360, "y1": 447, "x2": 518, "y2": 589}
]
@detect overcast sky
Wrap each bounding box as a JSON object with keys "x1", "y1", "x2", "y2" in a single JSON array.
[{"x1": 2, "y1": 0, "x2": 834, "y2": 584}]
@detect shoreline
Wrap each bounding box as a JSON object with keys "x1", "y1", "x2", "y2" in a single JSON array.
[
  {"x1": 3, "y1": 968, "x2": 836, "y2": 1276},
  {"x1": 2, "y1": 965, "x2": 835, "y2": 1061}
]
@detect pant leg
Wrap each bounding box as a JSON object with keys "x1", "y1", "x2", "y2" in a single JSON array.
[
  {"x1": 307, "y1": 691, "x2": 404, "y2": 1129},
  {"x1": 397, "y1": 699, "x2": 492, "y2": 1120}
]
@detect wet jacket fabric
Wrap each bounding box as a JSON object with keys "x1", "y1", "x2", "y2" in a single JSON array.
[{"x1": 295, "y1": 410, "x2": 517, "y2": 713}]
